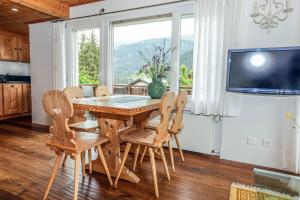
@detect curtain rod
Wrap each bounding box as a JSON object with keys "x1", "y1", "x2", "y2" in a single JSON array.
[{"x1": 51, "y1": 0, "x2": 194, "y2": 23}]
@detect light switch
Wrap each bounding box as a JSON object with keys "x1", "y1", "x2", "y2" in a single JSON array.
[
  {"x1": 247, "y1": 137, "x2": 257, "y2": 145},
  {"x1": 263, "y1": 139, "x2": 272, "y2": 147}
]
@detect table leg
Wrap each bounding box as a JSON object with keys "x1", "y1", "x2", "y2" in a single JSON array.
[{"x1": 88, "y1": 117, "x2": 140, "y2": 184}]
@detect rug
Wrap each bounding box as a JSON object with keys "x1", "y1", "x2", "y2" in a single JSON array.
[{"x1": 229, "y1": 183, "x2": 296, "y2": 200}]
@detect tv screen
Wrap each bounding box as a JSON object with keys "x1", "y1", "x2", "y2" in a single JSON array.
[{"x1": 226, "y1": 47, "x2": 300, "y2": 95}]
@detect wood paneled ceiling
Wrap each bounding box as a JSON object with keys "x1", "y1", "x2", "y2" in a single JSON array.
[
  {"x1": 60, "y1": 0, "x2": 100, "y2": 7},
  {"x1": 0, "y1": 0, "x2": 100, "y2": 34}
]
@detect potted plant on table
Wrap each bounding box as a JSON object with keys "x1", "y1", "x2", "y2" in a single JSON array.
[{"x1": 139, "y1": 40, "x2": 173, "y2": 99}]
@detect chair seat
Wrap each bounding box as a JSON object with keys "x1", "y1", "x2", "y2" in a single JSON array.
[
  {"x1": 120, "y1": 127, "x2": 162, "y2": 148},
  {"x1": 69, "y1": 120, "x2": 99, "y2": 132},
  {"x1": 144, "y1": 119, "x2": 177, "y2": 134},
  {"x1": 47, "y1": 131, "x2": 109, "y2": 153}
]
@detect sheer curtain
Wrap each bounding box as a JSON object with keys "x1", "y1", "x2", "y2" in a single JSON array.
[
  {"x1": 53, "y1": 22, "x2": 78, "y2": 89},
  {"x1": 53, "y1": 21, "x2": 67, "y2": 90},
  {"x1": 66, "y1": 28, "x2": 79, "y2": 87},
  {"x1": 191, "y1": 0, "x2": 244, "y2": 116},
  {"x1": 282, "y1": 97, "x2": 300, "y2": 173}
]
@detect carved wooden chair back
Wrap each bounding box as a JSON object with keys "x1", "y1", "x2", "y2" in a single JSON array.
[
  {"x1": 63, "y1": 86, "x2": 85, "y2": 123},
  {"x1": 95, "y1": 85, "x2": 110, "y2": 97},
  {"x1": 63, "y1": 86, "x2": 85, "y2": 99},
  {"x1": 169, "y1": 90, "x2": 188, "y2": 133},
  {"x1": 42, "y1": 90, "x2": 77, "y2": 149},
  {"x1": 154, "y1": 92, "x2": 176, "y2": 146}
]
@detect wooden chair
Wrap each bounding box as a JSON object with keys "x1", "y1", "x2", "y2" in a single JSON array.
[
  {"x1": 63, "y1": 86, "x2": 99, "y2": 132},
  {"x1": 42, "y1": 90, "x2": 112, "y2": 200},
  {"x1": 143, "y1": 90, "x2": 188, "y2": 172},
  {"x1": 95, "y1": 85, "x2": 110, "y2": 97},
  {"x1": 114, "y1": 92, "x2": 176, "y2": 198},
  {"x1": 63, "y1": 86, "x2": 99, "y2": 171}
]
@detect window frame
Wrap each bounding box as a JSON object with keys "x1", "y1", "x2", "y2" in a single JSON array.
[{"x1": 66, "y1": 1, "x2": 195, "y2": 96}]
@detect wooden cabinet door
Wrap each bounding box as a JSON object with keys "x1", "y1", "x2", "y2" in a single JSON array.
[
  {"x1": 18, "y1": 36, "x2": 30, "y2": 63},
  {"x1": 0, "y1": 84, "x2": 3, "y2": 116},
  {"x1": 22, "y1": 84, "x2": 31, "y2": 113},
  {"x1": 0, "y1": 32, "x2": 18, "y2": 61},
  {"x1": 3, "y1": 84, "x2": 22, "y2": 115}
]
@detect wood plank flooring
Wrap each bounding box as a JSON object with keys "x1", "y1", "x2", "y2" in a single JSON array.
[{"x1": 0, "y1": 116, "x2": 254, "y2": 200}]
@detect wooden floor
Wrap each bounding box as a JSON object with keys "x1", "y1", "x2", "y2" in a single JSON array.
[{"x1": 0, "y1": 116, "x2": 254, "y2": 200}]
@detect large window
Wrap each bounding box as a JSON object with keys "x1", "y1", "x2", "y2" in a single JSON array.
[
  {"x1": 76, "y1": 28, "x2": 100, "y2": 85},
  {"x1": 69, "y1": 3, "x2": 195, "y2": 96},
  {"x1": 112, "y1": 17, "x2": 172, "y2": 94},
  {"x1": 179, "y1": 15, "x2": 194, "y2": 94}
]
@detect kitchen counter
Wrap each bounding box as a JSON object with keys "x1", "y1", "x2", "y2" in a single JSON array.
[{"x1": 0, "y1": 75, "x2": 31, "y2": 84}]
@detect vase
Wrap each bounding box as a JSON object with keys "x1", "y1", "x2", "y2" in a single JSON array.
[{"x1": 148, "y1": 76, "x2": 166, "y2": 99}]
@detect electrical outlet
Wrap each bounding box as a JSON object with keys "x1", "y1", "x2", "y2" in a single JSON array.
[
  {"x1": 263, "y1": 139, "x2": 272, "y2": 147},
  {"x1": 247, "y1": 137, "x2": 257, "y2": 145}
]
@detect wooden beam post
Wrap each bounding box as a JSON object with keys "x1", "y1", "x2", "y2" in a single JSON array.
[{"x1": 8, "y1": 0, "x2": 69, "y2": 18}]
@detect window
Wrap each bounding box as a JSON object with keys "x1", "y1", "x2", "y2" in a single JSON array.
[
  {"x1": 112, "y1": 17, "x2": 172, "y2": 95},
  {"x1": 179, "y1": 15, "x2": 194, "y2": 95},
  {"x1": 76, "y1": 28, "x2": 100, "y2": 85},
  {"x1": 68, "y1": 2, "x2": 195, "y2": 97}
]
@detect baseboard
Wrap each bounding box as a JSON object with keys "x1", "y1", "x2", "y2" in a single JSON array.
[
  {"x1": 31, "y1": 123, "x2": 49, "y2": 132},
  {"x1": 181, "y1": 148, "x2": 300, "y2": 177}
]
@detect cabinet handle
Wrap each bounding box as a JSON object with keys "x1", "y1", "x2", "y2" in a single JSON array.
[
  {"x1": 10, "y1": 85, "x2": 14, "y2": 87},
  {"x1": 19, "y1": 48, "x2": 22, "y2": 51}
]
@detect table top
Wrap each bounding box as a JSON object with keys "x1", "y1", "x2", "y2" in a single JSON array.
[
  {"x1": 72, "y1": 95, "x2": 161, "y2": 116},
  {"x1": 253, "y1": 168, "x2": 300, "y2": 197}
]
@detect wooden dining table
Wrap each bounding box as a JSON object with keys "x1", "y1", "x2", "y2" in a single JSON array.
[{"x1": 72, "y1": 95, "x2": 161, "y2": 183}]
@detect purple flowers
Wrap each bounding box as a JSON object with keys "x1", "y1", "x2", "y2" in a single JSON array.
[{"x1": 139, "y1": 39, "x2": 174, "y2": 80}]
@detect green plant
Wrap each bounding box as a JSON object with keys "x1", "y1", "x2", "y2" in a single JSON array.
[
  {"x1": 179, "y1": 64, "x2": 193, "y2": 87},
  {"x1": 78, "y1": 31, "x2": 100, "y2": 84}
]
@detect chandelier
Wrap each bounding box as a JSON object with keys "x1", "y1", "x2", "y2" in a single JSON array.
[{"x1": 250, "y1": 0, "x2": 293, "y2": 33}]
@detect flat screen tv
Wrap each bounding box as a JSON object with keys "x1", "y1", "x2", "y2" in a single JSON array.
[{"x1": 227, "y1": 47, "x2": 300, "y2": 95}]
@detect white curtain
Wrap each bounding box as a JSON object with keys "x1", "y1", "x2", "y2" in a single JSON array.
[
  {"x1": 282, "y1": 97, "x2": 300, "y2": 173},
  {"x1": 66, "y1": 28, "x2": 79, "y2": 86},
  {"x1": 53, "y1": 22, "x2": 67, "y2": 90},
  {"x1": 192, "y1": 0, "x2": 244, "y2": 116}
]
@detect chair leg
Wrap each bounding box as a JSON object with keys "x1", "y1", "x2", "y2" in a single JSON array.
[
  {"x1": 88, "y1": 149, "x2": 92, "y2": 174},
  {"x1": 149, "y1": 147, "x2": 159, "y2": 198},
  {"x1": 43, "y1": 153, "x2": 63, "y2": 200},
  {"x1": 96, "y1": 145, "x2": 113, "y2": 186},
  {"x1": 62, "y1": 154, "x2": 68, "y2": 167},
  {"x1": 159, "y1": 146, "x2": 170, "y2": 181},
  {"x1": 81, "y1": 151, "x2": 86, "y2": 177},
  {"x1": 133, "y1": 145, "x2": 140, "y2": 171},
  {"x1": 168, "y1": 139, "x2": 175, "y2": 172},
  {"x1": 139, "y1": 146, "x2": 147, "y2": 164},
  {"x1": 74, "y1": 154, "x2": 81, "y2": 200},
  {"x1": 114, "y1": 143, "x2": 132, "y2": 186},
  {"x1": 174, "y1": 134, "x2": 184, "y2": 162}
]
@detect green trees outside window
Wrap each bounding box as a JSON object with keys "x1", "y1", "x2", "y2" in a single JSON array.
[{"x1": 78, "y1": 31, "x2": 100, "y2": 84}]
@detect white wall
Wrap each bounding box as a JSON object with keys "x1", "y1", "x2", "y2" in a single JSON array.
[
  {"x1": 221, "y1": 0, "x2": 300, "y2": 170},
  {"x1": 29, "y1": 22, "x2": 54, "y2": 125},
  {"x1": 0, "y1": 61, "x2": 30, "y2": 75}
]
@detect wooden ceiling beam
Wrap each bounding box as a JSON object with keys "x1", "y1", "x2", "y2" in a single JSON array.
[{"x1": 8, "y1": 0, "x2": 69, "y2": 18}]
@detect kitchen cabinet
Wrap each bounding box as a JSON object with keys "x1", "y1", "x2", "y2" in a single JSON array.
[
  {"x1": 18, "y1": 36, "x2": 30, "y2": 63},
  {"x1": 0, "y1": 31, "x2": 18, "y2": 61},
  {"x1": 3, "y1": 84, "x2": 23, "y2": 115},
  {"x1": 0, "y1": 84, "x2": 3, "y2": 116},
  {"x1": 22, "y1": 83, "x2": 31, "y2": 113},
  {"x1": 0, "y1": 30, "x2": 30, "y2": 63}
]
